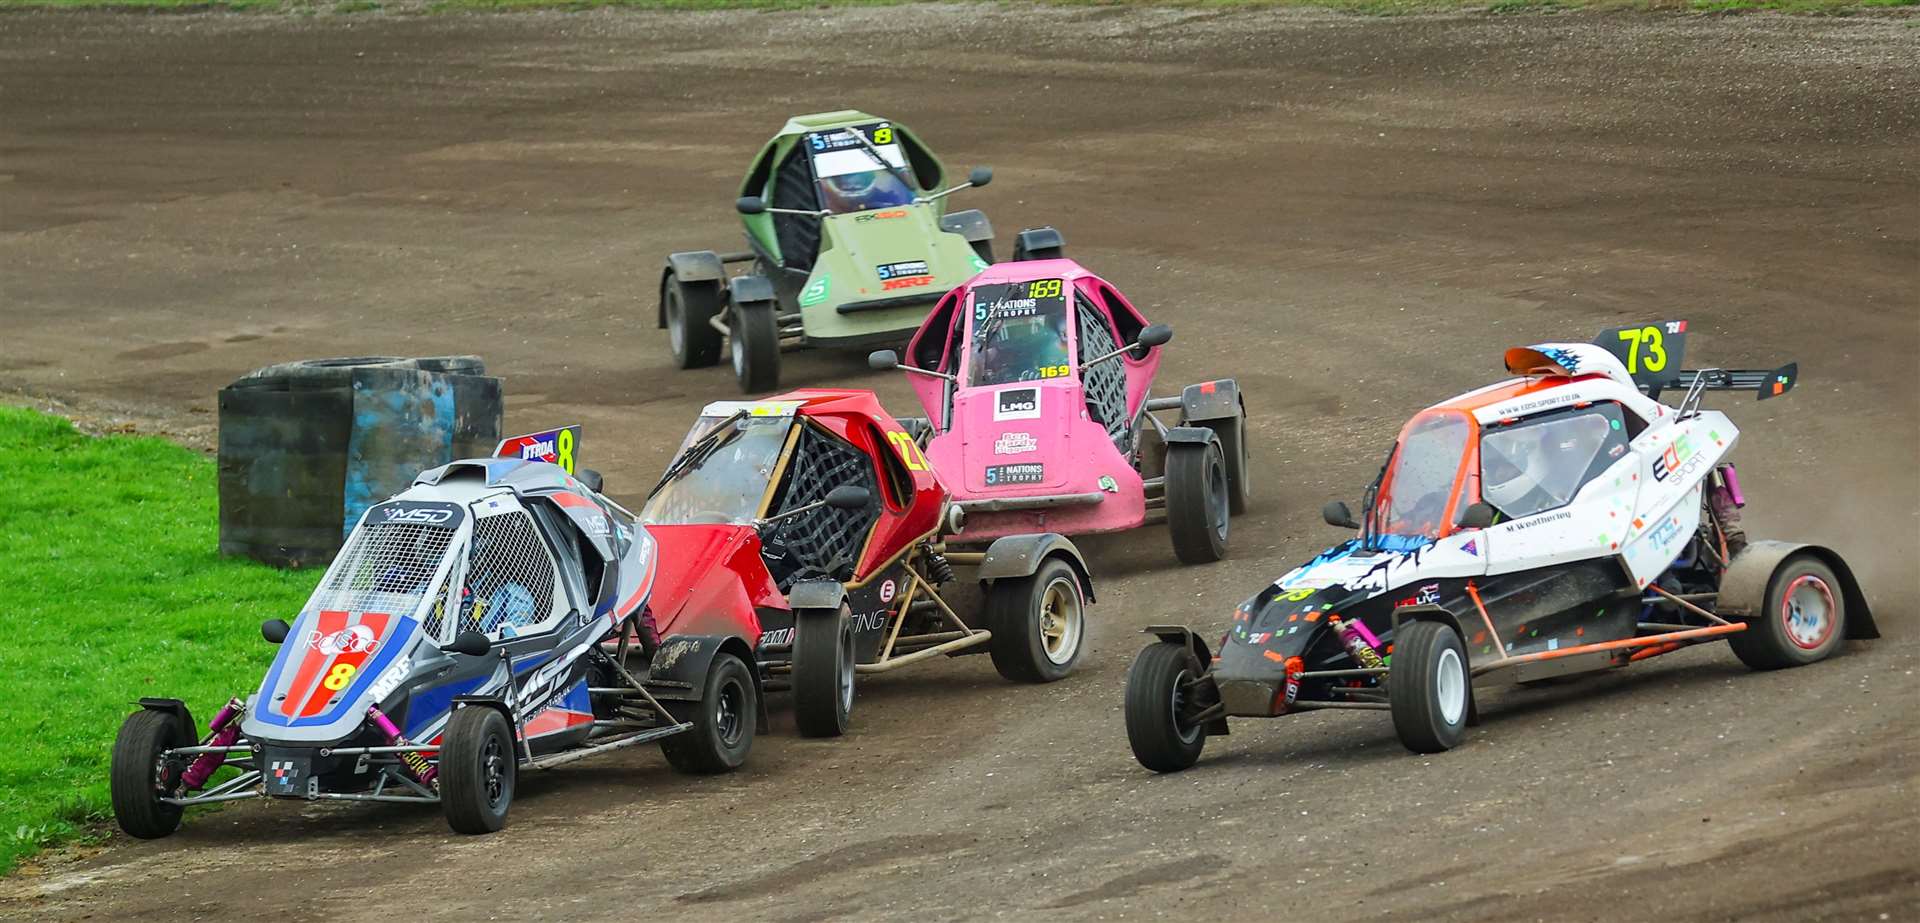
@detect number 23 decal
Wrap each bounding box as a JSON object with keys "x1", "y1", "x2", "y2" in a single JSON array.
[{"x1": 886, "y1": 431, "x2": 929, "y2": 471}]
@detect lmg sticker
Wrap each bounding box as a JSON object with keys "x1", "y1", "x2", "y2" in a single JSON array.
[{"x1": 993, "y1": 387, "x2": 1041, "y2": 421}]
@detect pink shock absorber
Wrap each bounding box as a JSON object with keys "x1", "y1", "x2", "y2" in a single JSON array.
[
  {"x1": 1721, "y1": 463, "x2": 1745, "y2": 507},
  {"x1": 368, "y1": 706, "x2": 437, "y2": 785},
  {"x1": 179, "y1": 698, "x2": 244, "y2": 792}
]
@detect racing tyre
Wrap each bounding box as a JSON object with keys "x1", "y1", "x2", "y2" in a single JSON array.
[
  {"x1": 664, "y1": 273, "x2": 725, "y2": 370},
  {"x1": 1728, "y1": 556, "x2": 1846, "y2": 671},
  {"x1": 986, "y1": 558, "x2": 1086, "y2": 683},
  {"x1": 1205, "y1": 410, "x2": 1252, "y2": 517},
  {"x1": 1124, "y1": 642, "x2": 1209, "y2": 773},
  {"x1": 1389, "y1": 621, "x2": 1471, "y2": 754},
  {"x1": 661, "y1": 653, "x2": 757, "y2": 774},
  {"x1": 1165, "y1": 440, "x2": 1229, "y2": 564},
  {"x1": 793, "y1": 604, "x2": 856, "y2": 738},
  {"x1": 440, "y1": 706, "x2": 516, "y2": 835},
  {"x1": 729, "y1": 301, "x2": 780, "y2": 394},
  {"x1": 110, "y1": 709, "x2": 190, "y2": 839}
]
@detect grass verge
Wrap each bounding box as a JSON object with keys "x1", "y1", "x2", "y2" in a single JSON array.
[{"x1": 0, "y1": 406, "x2": 319, "y2": 875}]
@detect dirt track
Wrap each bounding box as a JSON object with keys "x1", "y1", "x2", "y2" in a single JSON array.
[{"x1": 2, "y1": 6, "x2": 1917, "y2": 920}]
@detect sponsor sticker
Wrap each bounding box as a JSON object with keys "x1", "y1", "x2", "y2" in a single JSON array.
[
  {"x1": 875, "y1": 260, "x2": 930, "y2": 281},
  {"x1": 993, "y1": 387, "x2": 1041, "y2": 421},
  {"x1": 879, "y1": 579, "x2": 897, "y2": 603},
  {"x1": 799, "y1": 274, "x2": 831, "y2": 307},
  {"x1": 306, "y1": 624, "x2": 381, "y2": 655},
  {"x1": 1098, "y1": 475, "x2": 1119, "y2": 493},
  {"x1": 984, "y1": 463, "x2": 1045, "y2": 486},
  {"x1": 993, "y1": 431, "x2": 1038, "y2": 455},
  {"x1": 494, "y1": 425, "x2": 580, "y2": 474}
]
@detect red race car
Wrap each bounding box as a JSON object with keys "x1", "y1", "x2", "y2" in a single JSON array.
[{"x1": 637, "y1": 390, "x2": 1097, "y2": 737}]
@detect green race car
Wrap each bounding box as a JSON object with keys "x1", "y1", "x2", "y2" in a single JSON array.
[{"x1": 659, "y1": 110, "x2": 1062, "y2": 393}]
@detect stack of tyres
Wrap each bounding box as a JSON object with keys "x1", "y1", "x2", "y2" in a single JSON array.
[{"x1": 217, "y1": 356, "x2": 502, "y2": 568}]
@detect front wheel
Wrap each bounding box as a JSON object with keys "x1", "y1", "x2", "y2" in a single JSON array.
[
  {"x1": 1728, "y1": 556, "x2": 1846, "y2": 670},
  {"x1": 1389, "y1": 621, "x2": 1471, "y2": 754},
  {"x1": 1205, "y1": 410, "x2": 1252, "y2": 516},
  {"x1": 792, "y1": 604, "x2": 856, "y2": 738},
  {"x1": 1165, "y1": 440, "x2": 1229, "y2": 564},
  {"x1": 986, "y1": 558, "x2": 1087, "y2": 683},
  {"x1": 440, "y1": 706, "x2": 516, "y2": 835},
  {"x1": 664, "y1": 273, "x2": 725, "y2": 369},
  {"x1": 730, "y1": 301, "x2": 780, "y2": 394},
  {"x1": 1124, "y1": 642, "x2": 1209, "y2": 773},
  {"x1": 110, "y1": 710, "x2": 190, "y2": 839},
  {"x1": 661, "y1": 653, "x2": 757, "y2": 774}
]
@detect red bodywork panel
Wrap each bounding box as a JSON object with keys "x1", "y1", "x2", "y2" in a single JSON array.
[
  {"x1": 641, "y1": 524, "x2": 778, "y2": 640},
  {"x1": 766, "y1": 388, "x2": 949, "y2": 580}
]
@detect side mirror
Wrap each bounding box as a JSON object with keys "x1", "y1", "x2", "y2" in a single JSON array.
[
  {"x1": 574, "y1": 467, "x2": 604, "y2": 493},
  {"x1": 825, "y1": 485, "x2": 872, "y2": 510},
  {"x1": 262, "y1": 619, "x2": 291, "y2": 644},
  {"x1": 1322, "y1": 500, "x2": 1360, "y2": 530},
  {"x1": 1458, "y1": 501, "x2": 1498, "y2": 530},
  {"x1": 967, "y1": 166, "x2": 993, "y2": 188},
  {"x1": 1129, "y1": 323, "x2": 1173, "y2": 359},
  {"x1": 448, "y1": 631, "x2": 492, "y2": 657},
  {"x1": 736, "y1": 196, "x2": 767, "y2": 216},
  {"x1": 868, "y1": 349, "x2": 900, "y2": 371}
]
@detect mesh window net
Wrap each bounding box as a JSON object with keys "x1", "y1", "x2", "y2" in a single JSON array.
[
  {"x1": 1078, "y1": 300, "x2": 1131, "y2": 453},
  {"x1": 767, "y1": 424, "x2": 879, "y2": 587},
  {"x1": 315, "y1": 521, "x2": 458, "y2": 628},
  {"x1": 460, "y1": 512, "x2": 560, "y2": 640}
]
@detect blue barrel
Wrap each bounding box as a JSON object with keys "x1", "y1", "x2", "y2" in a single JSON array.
[{"x1": 217, "y1": 357, "x2": 502, "y2": 568}]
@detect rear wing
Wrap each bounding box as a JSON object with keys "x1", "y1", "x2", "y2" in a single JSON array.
[
  {"x1": 494, "y1": 425, "x2": 581, "y2": 474},
  {"x1": 1592, "y1": 321, "x2": 1797, "y2": 402}
]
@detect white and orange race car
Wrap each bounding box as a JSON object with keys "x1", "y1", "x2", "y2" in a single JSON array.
[{"x1": 1124, "y1": 321, "x2": 1879, "y2": 771}]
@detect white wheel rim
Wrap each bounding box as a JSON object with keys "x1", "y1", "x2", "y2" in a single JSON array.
[
  {"x1": 1039, "y1": 577, "x2": 1083, "y2": 666},
  {"x1": 1436, "y1": 647, "x2": 1466, "y2": 726}
]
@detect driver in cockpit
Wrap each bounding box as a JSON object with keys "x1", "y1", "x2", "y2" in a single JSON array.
[{"x1": 982, "y1": 313, "x2": 1070, "y2": 382}]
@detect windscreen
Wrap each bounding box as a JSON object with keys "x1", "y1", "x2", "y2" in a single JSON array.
[
  {"x1": 1481, "y1": 406, "x2": 1623, "y2": 519},
  {"x1": 809, "y1": 123, "x2": 917, "y2": 214},
  {"x1": 966, "y1": 279, "x2": 1072, "y2": 387},
  {"x1": 1375, "y1": 412, "x2": 1472, "y2": 540},
  {"x1": 642, "y1": 414, "x2": 795, "y2": 525},
  {"x1": 315, "y1": 501, "x2": 463, "y2": 638}
]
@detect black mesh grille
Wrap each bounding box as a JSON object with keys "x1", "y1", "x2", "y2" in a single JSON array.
[
  {"x1": 1078, "y1": 300, "x2": 1131, "y2": 453},
  {"x1": 765, "y1": 424, "x2": 878, "y2": 588}
]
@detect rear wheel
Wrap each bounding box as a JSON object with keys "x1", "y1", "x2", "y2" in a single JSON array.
[
  {"x1": 1389, "y1": 621, "x2": 1471, "y2": 754},
  {"x1": 661, "y1": 653, "x2": 757, "y2": 774},
  {"x1": 730, "y1": 301, "x2": 780, "y2": 394},
  {"x1": 440, "y1": 706, "x2": 516, "y2": 835},
  {"x1": 1165, "y1": 440, "x2": 1229, "y2": 564},
  {"x1": 110, "y1": 710, "x2": 189, "y2": 839},
  {"x1": 1124, "y1": 642, "x2": 1209, "y2": 772},
  {"x1": 664, "y1": 273, "x2": 725, "y2": 369},
  {"x1": 986, "y1": 558, "x2": 1086, "y2": 683},
  {"x1": 792, "y1": 604, "x2": 855, "y2": 738},
  {"x1": 1728, "y1": 556, "x2": 1845, "y2": 670}
]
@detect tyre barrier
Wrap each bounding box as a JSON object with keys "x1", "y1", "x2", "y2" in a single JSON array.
[{"x1": 218, "y1": 357, "x2": 502, "y2": 568}]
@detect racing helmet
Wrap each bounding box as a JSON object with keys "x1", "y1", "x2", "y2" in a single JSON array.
[{"x1": 1482, "y1": 425, "x2": 1548, "y2": 512}]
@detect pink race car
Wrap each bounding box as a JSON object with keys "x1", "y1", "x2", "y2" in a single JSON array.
[{"x1": 870, "y1": 259, "x2": 1249, "y2": 564}]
